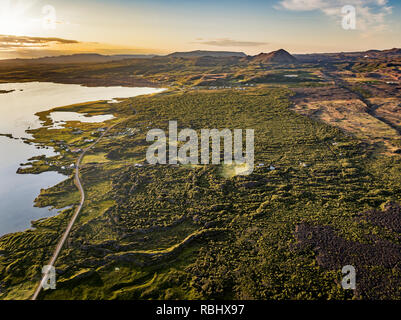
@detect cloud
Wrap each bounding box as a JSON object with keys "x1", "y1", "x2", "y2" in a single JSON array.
[
  {"x1": 194, "y1": 38, "x2": 269, "y2": 47},
  {"x1": 280, "y1": 0, "x2": 326, "y2": 11},
  {"x1": 0, "y1": 35, "x2": 164, "y2": 59},
  {"x1": 277, "y1": 0, "x2": 393, "y2": 32},
  {"x1": 0, "y1": 35, "x2": 79, "y2": 51}
]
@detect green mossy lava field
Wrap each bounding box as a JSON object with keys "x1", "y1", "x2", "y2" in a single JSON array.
[{"x1": 1, "y1": 85, "x2": 401, "y2": 300}]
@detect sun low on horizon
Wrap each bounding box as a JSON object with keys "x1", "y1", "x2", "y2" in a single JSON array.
[
  {"x1": 0, "y1": 0, "x2": 34, "y2": 36},
  {"x1": 0, "y1": 0, "x2": 400, "y2": 59}
]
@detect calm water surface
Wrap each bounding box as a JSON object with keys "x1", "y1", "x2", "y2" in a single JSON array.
[{"x1": 0, "y1": 82, "x2": 164, "y2": 236}]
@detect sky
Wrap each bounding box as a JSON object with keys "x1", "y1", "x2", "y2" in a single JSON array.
[{"x1": 0, "y1": 0, "x2": 400, "y2": 59}]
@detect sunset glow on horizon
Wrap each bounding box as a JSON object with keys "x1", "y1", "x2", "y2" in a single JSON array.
[{"x1": 0, "y1": 0, "x2": 400, "y2": 59}]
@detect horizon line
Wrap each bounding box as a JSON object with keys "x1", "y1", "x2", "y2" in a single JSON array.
[{"x1": 1, "y1": 47, "x2": 400, "y2": 61}]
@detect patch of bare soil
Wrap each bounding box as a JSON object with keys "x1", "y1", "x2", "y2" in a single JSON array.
[
  {"x1": 291, "y1": 87, "x2": 401, "y2": 153},
  {"x1": 368, "y1": 98, "x2": 401, "y2": 133}
]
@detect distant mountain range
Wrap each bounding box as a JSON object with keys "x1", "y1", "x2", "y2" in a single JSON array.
[
  {"x1": 0, "y1": 48, "x2": 400, "y2": 66},
  {"x1": 0, "y1": 53, "x2": 157, "y2": 65},
  {"x1": 167, "y1": 50, "x2": 246, "y2": 58},
  {"x1": 0, "y1": 51, "x2": 246, "y2": 65},
  {"x1": 294, "y1": 48, "x2": 401, "y2": 63}
]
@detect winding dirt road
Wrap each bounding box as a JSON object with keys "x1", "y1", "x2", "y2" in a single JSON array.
[{"x1": 31, "y1": 123, "x2": 117, "y2": 300}]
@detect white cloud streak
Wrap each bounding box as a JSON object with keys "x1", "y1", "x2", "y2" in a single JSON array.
[{"x1": 278, "y1": 0, "x2": 393, "y2": 32}]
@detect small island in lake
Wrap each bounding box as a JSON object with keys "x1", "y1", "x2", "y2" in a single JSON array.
[{"x1": 0, "y1": 89, "x2": 15, "y2": 94}]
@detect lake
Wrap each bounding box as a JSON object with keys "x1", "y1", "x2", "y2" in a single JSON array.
[{"x1": 0, "y1": 82, "x2": 164, "y2": 236}]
